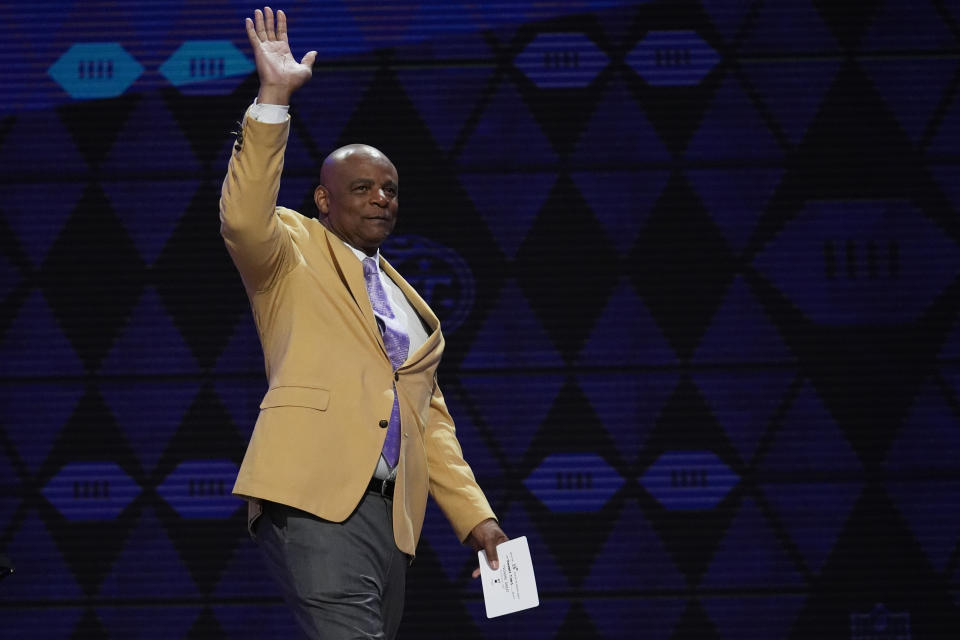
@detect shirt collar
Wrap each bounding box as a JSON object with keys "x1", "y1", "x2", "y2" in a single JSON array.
[{"x1": 343, "y1": 241, "x2": 381, "y2": 269}]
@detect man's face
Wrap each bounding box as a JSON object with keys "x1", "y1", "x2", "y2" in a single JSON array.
[{"x1": 314, "y1": 147, "x2": 399, "y2": 256}]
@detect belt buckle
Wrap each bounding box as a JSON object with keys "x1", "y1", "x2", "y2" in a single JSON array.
[{"x1": 379, "y1": 478, "x2": 392, "y2": 498}]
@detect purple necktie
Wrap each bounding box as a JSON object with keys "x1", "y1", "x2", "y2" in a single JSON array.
[{"x1": 363, "y1": 257, "x2": 409, "y2": 467}]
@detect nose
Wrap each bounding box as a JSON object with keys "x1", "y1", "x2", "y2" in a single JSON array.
[{"x1": 372, "y1": 189, "x2": 389, "y2": 207}]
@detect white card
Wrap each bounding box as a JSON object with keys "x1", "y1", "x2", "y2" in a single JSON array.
[{"x1": 478, "y1": 536, "x2": 539, "y2": 618}]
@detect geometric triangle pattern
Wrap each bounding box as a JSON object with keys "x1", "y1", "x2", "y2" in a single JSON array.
[
  {"x1": 686, "y1": 168, "x2": 783, "y2": 253},
  {"x1": 3, "y1": 1, "x2": 960, "y2": 638},
  {"x1": 98, "y1": 287, "x2": 200, "y2": 375},
  {"x1": 739, "y1": 60, "x2": 840, "y2": 146},
  {"x1": 759, "y1": 382, "x2": 862, "y2": 475},
  {"x1": 699, "y1": 498, "x2": 806, "y2": 589},
  {"x1": 693, "y1": 277, "x2": 794, "y2": 363},
  {"x1": 578, "y1": 280, "x2": 676, "y2": 367}
]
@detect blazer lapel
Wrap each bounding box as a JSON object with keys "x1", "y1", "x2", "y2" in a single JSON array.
[
  {"x1": 380, "y1": 256, "x2": 442, "y2": 366},
  {"x1": 321, "y1": 227, "x2": 385, "y2": 353}
]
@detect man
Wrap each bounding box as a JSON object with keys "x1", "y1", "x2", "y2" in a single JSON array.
[{"x1": 220, "y1": 7, "x2": 508, "y2": 639}]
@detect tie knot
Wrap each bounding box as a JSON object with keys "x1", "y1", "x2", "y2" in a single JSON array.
[{"x1": 363, "y1": 257, "x2": 378, "y2": 278}]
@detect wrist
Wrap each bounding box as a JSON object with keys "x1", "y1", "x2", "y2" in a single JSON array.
[{"x1": 257, "y1": 86, "x2": 293, "y2": 106}]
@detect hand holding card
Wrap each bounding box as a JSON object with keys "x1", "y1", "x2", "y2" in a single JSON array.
[{"x1": 478, "y1": 536, "x2": 540, "y2": 618}]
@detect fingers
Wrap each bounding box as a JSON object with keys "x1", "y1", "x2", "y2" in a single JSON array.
[
  {"x1": 264, "y1": 6, "x2": 276, "y2": 41},
  {"x1": 277, "y1": 9, "x2": 288, "y2": 42},
  {"x1": 253, "y1": 9, "x2": 267, "y2": 41},
  {"x1": 244, "y1": 17, "x2": 259, "y2": 49}
]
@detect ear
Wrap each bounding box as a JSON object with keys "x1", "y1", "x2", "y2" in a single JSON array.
[{"x1": 314, "y1": 184, "x2": 330, "y2": 216}]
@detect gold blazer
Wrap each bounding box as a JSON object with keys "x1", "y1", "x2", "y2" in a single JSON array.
[{"x1": 220, "y1": 110, "x2": 495, "y2": 555}]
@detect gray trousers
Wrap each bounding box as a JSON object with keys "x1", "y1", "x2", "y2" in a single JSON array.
[{"x1": 254, "y1": 494, "x2": 408, "y2": 639}]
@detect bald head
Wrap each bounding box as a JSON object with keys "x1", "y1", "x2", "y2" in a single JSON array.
[
  {"x1": 319, "y1": 144, "x2": 397, "y2": 186},
  {"x1": 313, "y1": 143, "x2": 400, "y2": 256}
]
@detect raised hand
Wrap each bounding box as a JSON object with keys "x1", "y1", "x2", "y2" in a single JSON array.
[{"x1": 245, "y1": 6, "x2": 317, "y2": 105}]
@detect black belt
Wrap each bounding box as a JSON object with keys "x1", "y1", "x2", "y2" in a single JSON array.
[{"x1": 367, "y1": 477, "x2": 395, "y2": 499}]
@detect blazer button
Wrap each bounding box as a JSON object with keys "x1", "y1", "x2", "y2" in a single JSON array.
[{"x1": 379, "y1": 420, "x2": 389, "y2": 428}]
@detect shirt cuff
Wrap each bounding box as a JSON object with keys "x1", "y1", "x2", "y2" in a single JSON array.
[{"x1": 248, "y1": 100, "x2": 289, "y2": 124}]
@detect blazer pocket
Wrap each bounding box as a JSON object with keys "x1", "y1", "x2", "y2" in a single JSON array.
[{"x1": 259, "y1": 385, "x2": 331, "y2": 411}]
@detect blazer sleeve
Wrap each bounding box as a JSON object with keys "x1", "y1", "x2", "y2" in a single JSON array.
[
  {"x1": 219, "y1": 109, "x2": 299, "y2": 294},
  {"x1": 424, "y1": 381, "x2": 497, "y2": 542}
]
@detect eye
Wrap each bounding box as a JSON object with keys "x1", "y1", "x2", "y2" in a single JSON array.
[
  {"x1": 384, "y1": 186, "x2": 397, "y2": 197},
  {"x1": 354, "y1": 185, "x2": 369, "y2": 192}
]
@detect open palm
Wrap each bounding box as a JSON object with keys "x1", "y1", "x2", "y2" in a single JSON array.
[{"x1": 245, "y1": 7, "x2": 317, "y2": 104}]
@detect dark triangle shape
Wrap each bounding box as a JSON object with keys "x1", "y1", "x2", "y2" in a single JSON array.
[
  {"x1": 462, "y1": 280, "x2": 563, "y2": 369},
  {"x1": 571, "y1": 170, "x2": 669, "y2": 255},
  {"x1": 0, "y1": 289, "x2": 83, "y2": 377},
  {"x1": 101, "y1": 95, "x2": 200, "y2": 174},
  {"x1": 694, "y1": 277, "x2": 793, "y2": 363},
  {"x1": 887, "y1": 479, "x2": 960, "y2": 572},
  {"x1": 214, "y1": 539, "x2": 277, "y2": 598},
  {"x1": 692, "y1": 370, "x2": 796, "y2": 464},
  {"x1": 458, "y1": 171, "x2": 556, "y2": 259},
  {"x1": 275, "y1": 174, "x2": 316, "y2": 220},
  {"x1": 58, "y1": 94, "x2": 139, "y2": 168},
  {"x1": 585, "y1": 598, "x2": 685, "y2": 640},
  {"x1": 578, "y1": 373, "x2": 679, "y2": 463},
  {"x1": 458, "y1": 82, "x2": 557, "y2": 170},
  {"x1": 703, "y1": 595, "x2": 806, "y2": 640},
  {"x1": 887, "y1": 381, "x2": 960, "y2": 471},
  {"x1": 931, "y1": 166, "x2": 960, "y2": 228},
  {"x1": 584, "y1": 502, "x2": 684, "y2": 590},
  {"x1": 398, "y1": 65, "x2": 494, "y2": 152},
  {"x1": 862, "y1": 0, "x2": 957, "y2": 50},
  {"x1": 459, "y1": 374, "x2": 563, "y2": 465},
  {"x1": 186, "y1": 607, "x2": 228, "y2": 639},
  {"x1": 100, "y1": 380, "x2": 200, "y2": 474},
  {"x1": 213, "y1": 379, "x2": 267, "y2": 442},
  {"x1": 2, "y1": 180, "x2": 84, "y2": 268},
  {"x1": 741, "y1": 0, "x2": 838, "y2": 52},
  {"x1": 699, "y1": 0, "x2": 755, "y2": 42},
  {"x1": 686, "y1": 168, "x2": 783, "y2": 253},
  {"x1": 741, "y1": 60, "x2": 840, "y2": 145},
  {"x1": 214, "y1": 313, "x2": 265, "y2": 374},
  {"x1": 99, "y1": 287, "x2": 200, "y2": 375},
  {"x1": 98, "y1": 507, "x2": 198, "y2": 598},
  {"x1": 578, "y1": 280, "x2": 676, "y2": 367},
  {"x1": 760, "y1": 383, "x2": 862, "y2": 474},
  {"x1": 101, "y1": 179, "x2": 199, "y2": 265},
  {"x1": 862, "y1": 59, "x2": 957, "y2": 143},
  {"x1": 700, "y1": 498, "x2": 805, "y2": 588},
  {"x1": 929, "y1": 88, "x2": 960, "y2": 155},
  {"x1": 574, "y1": 81, "x2": 669, "y2": 165},
  {"x1": 2, "y1": 510, "x2": 82, "y2": 599},
  {"x1": 289, "y1": 67, "x2": 376, "y2": 154},
  {"x1": 0, "y1": 110, "x2": 87, "y2": 177},
  {"x1": 0, "y1": 382, "x2": 84, "y2": 472},
  {"x1": 686, "y1": 75, "x2": 783, "y2": 160},
  {"x1": 439, "y1": 383, "x2": 503, "y2": 488},
  {"x1": 761, "y1": 481, "x2": 862, "y2": 573}
]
